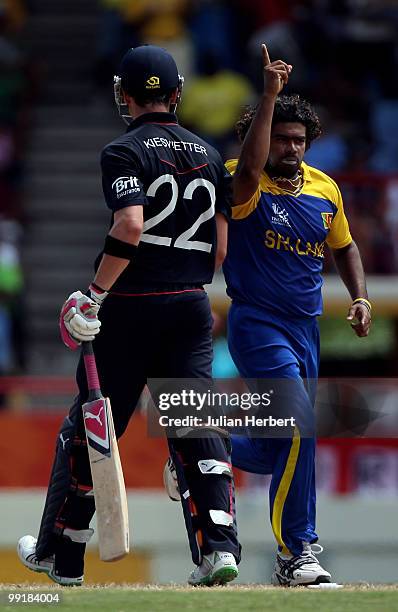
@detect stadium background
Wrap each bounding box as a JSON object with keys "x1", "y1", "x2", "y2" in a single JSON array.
[{"x1": 0, "y1": 0, "x2": 397, "y2": 585}]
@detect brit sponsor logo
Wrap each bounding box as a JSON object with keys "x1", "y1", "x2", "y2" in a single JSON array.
[
  {"x1": 271, "y1": 203, "x2": 291, "y2": 228},
  {"x1": 111, "y1": 176, "x2": 140, "y2": 199}
]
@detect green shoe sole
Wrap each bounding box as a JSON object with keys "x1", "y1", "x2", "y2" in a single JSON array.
[{"x1": 208, "y1": 566, "x2": 239, "y2": 586}]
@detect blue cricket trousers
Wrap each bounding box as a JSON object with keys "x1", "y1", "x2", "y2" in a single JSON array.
[{"x1": 228, "y1": 301, "x2": 319, "y2": 556}]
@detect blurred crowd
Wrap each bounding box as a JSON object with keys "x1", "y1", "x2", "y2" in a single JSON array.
[
  {"x1": 1, "y1": 0, "x2": 398, "y2": 381},
  {"x1": 0, "y1": 0, "x2": 32, "y2": 381},
  {"x1": 94, "y1": 0, "x2": 398, "y2": 274},
  {"x1": 95, "y1": 0, "x2": 398, "y2": 171}
]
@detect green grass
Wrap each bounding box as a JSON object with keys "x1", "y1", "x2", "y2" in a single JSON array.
[{"x1": 1, "y1": 585, "x2": 398, "y2": 612}]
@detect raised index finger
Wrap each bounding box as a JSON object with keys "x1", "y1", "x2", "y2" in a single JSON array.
[{"x1": 262, "y1": 44, "x2": 271, "y2": 67}]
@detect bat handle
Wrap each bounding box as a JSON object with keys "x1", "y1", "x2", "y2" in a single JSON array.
[{"x1": 82, "y1": 341, "x2": 102, "y2": 400}]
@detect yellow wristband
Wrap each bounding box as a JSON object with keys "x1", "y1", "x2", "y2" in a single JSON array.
[{"x1": 352, "y1": 297, "x2": 372, "y2": 311}]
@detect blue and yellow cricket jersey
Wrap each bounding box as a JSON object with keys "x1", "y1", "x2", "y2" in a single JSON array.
[{"x1": 223, "y1": 159, "x2": 352, "y2": 318}]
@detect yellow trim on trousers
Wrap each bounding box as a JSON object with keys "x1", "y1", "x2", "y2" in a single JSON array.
[{"x1": 271, "y1": 427, "x2": 301, "y2": 555}]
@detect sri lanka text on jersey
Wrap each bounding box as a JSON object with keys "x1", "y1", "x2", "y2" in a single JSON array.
[{"x1": 265, "y1": 230, "x2": 325, "y2": 258}]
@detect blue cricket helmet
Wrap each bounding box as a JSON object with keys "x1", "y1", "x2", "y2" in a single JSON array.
[
  {"x1": 120, "y1": 45, "x2": 180, "y2": 96},
  {"x1": 114, "y1": 44, "x2": 184, "y2": 123}
]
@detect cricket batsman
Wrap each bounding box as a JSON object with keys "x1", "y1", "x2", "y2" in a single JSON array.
[{"x1": 17, "y1": 44, "x2": 241, "y2": 586}]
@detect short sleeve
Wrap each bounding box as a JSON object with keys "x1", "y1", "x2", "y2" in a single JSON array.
[
  {"x1": 101, "y1": 144, "x2": 149, "y2": 211},
  {"x1": 326, "y1": 181, "x2": 352, "y2": 249},
  {"x1": 215, "y1": 163, "x2": 232, "y2": 219},
  {"x1": 225, "y1": 158, "x2": 261, "y2": 220}
]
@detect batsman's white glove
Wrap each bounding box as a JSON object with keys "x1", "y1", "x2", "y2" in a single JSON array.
[{"x1": 59, "y1": 290, "x2": 103, "y2": 350}]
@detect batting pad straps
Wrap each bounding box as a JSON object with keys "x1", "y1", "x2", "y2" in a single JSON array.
[
  {"x1": 103, "y1": 234, "x2": 138, "y2": 260},
  {"x1": 209, "y1": 509, "x2": 234, "y2": 527},
  {"x1": 198, "y1": 459, "x2": 233, "y2": 478},
  {"x1": 63, "y1": 528, "x2": 94, "y2": 543}
]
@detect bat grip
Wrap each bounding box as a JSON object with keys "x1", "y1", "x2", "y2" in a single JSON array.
[{"x1": 82, "y1": 342, "x2": 101, "y2": 397}]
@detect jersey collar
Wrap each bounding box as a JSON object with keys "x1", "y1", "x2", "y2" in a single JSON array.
[
  {"x1": 126, "y1": 112, "x2": 178, "y2": 131},
  {"x1": 260, "y1": 161, "x2": 312, "y2": 195},
  {"x1": 301, "y1": 161, "x2": 312, "y2": 183}
]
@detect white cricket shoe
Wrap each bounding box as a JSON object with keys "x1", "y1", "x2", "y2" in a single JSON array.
[
  {"x1": 271, "y1": 543, "x2": 331, "y2": 587},
  {"x1": 17, "y1": 535, "x2": 83, "y2": 586},
  {"x1": 188, "y1": 551, "x2": 238, "y2": 586},
  {"x1": 163, "y1": 457, "x2": 180, "y2": 502}
]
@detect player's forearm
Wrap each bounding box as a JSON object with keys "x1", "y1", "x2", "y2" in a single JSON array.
[
  {"x1": 215, "y1": 213, "x2": 228, "y2": 270},
  {"x1": 93, "y1": 206, "x2": 143, "y2": 290},
  {"x1": 233, "y1": 93, "x2": 276, "y2": 205},
  {"x1": 93, "y1": 254, "x2": 130, "y2": 291},
  {"x1": 332, "y1": 241, "x2": 368, "y2": 300}
]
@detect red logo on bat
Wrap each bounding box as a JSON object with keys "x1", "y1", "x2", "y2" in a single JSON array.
[{"x1": 83, "y1": 400, "x2": 109, "y2": 451}]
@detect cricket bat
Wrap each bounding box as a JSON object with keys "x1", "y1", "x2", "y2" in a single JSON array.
[{"x1": 82, "y1": 341, "x2": 129, "y2": 561}]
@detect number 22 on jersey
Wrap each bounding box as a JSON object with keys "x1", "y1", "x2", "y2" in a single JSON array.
[{"x1": 140, "y1": 174, "x2": 215, "y2": 253}]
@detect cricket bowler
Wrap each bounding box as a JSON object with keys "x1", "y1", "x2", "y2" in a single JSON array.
[{"x1": 165, "y1": 45, "x2": 371, "y2": 587}]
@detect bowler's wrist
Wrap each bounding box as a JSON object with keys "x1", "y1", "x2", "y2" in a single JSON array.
[{"x1": 261, "y1": 91, "x2": 278, "y2": 102}]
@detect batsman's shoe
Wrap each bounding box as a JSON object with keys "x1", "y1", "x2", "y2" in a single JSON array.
[
  {"x1": 271, "y1": 543, "x2": 331, "y2": 587},
  {"x1": 163, "y1": 457, "x2": 180, "y2": 501},
  {"x1": 188, "y1": 551, "x2": 238, "y2": 586},
  {"x1": 17, "y1": 535, "x2": 83, "y2": 586}
]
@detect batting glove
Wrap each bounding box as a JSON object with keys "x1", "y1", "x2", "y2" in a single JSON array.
[
  {"x1": 88, "y1": 283, "x2": 108, "y2": 307},
  {"x1": 59, "y1": 291, "x2": 102, "y2": 350}
]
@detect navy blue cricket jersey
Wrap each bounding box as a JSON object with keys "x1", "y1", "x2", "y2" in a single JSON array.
[{"x1": 98, "y1": 112, "x2": 231, "y2": 292}]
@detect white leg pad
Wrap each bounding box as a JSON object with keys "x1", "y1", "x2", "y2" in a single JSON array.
[
  {"x1": 63, "y1": 528, "x2": 94, "y2": 543},
  {"x1": 209, "y1": 509, "x2": 233, "y2": 527},
  {"x1": 198, "y1": 459, "x2": 232, "y2": 477}
]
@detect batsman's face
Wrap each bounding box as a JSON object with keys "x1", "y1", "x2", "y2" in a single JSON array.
[{"x1": 266, "y1": 122, "x2": 306, "y2": 178}]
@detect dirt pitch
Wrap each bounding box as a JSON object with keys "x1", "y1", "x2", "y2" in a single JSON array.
[{"x1": 1, "y1": 583, "x2": 398, "y2": 612}]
